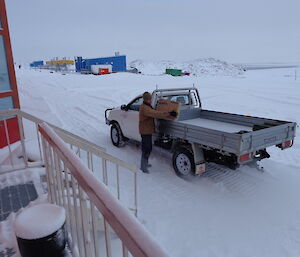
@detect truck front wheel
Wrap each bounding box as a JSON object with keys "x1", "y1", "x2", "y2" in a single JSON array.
[
  {"x1": 172, "y1": 147, "x2": 195, "y2": 177},
  {"x1": 110, "y1": 123, "x2": 125, "y2": 147}
]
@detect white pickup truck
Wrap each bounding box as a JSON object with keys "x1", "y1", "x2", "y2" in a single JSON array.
[{"x1": 105, "y1": 88, "x2": 296, "y2": 177}]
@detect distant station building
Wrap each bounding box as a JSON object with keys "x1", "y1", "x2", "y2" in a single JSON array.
[
  {"x1": 30, "y1": 60, "x2": 44, "y2": 68},
  {"x1": 75, "y1": 54, "x2": 126, "y2": 73},
  {"x1": 0, "y1": 0, "x2": 21, "y2": 148},
  {"x1": 30, "y1": 58, "x2": 75, "y2": 71},
  {"x1": 45, "y1": 59, "x2": 74, "y2": 66},
  {"x1": 45, "y1": 58, "x2": 74, "y2": 71}
]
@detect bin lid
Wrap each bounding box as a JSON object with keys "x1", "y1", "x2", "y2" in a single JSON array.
[{"x1": 15, "y1": 203, "x2": 66, "y2": 240}]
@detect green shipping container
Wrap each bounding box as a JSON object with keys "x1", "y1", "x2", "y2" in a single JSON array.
[{"x1": 166, "y1": 68, "x2": 182, "y2": 76}]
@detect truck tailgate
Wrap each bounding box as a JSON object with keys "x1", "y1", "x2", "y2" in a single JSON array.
[{"x1": 239, "y1": 122, "x2": 296, "y2": 154}]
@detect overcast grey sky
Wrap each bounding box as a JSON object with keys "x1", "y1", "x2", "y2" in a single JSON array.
[{"x1": 5, "y1": 0, "x2": 300, "y2": 64}]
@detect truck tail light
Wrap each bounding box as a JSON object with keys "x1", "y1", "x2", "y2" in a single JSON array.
[
  {"x1": 239, "y1": 153, "x2": 252, "y2": 162},
  {"x1": 282, "y1": 140, "x2": 293, "y2": 149}
]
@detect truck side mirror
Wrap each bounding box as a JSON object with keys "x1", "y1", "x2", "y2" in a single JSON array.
[{"x1": 121, "y1": 104, "x2": 128, "y2": 111}]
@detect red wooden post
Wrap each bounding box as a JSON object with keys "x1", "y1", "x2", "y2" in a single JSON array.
[{"x1": 0, "y1": 0, "x2": 21, "y2": 148}]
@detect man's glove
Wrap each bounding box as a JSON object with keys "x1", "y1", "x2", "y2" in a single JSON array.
[{"x1": 169, "y1": 111, "x2": 178, "y2": 117}]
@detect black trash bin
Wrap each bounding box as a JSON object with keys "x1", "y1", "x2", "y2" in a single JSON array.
[{"x1": 15, "y1": 203, "x2": 67, "y2": 257}]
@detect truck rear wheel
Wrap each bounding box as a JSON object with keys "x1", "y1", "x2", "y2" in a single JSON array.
[
  {"x1": 110, "y1": 123, "x2": 125, "y2": 147},
  {"x1": 172, "y1": 147, "x2": 195, "y2": 177}
]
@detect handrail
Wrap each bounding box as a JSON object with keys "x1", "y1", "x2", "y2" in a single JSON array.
[
  {"x1": 19, "y1": 110, "x2": 106, "y2": 153},
  {"x1": 38, "y1": 122, "x2": 169, "y2": 257},
  {"x1": 1, "y1": 109, "x2": 104, "y2": 152},
  {"x1": 19, "y1": 109, "x2": 138, "y2": 171},
  {"x1": 0, "y1": 109, "x2": 137, "y2": 172}
]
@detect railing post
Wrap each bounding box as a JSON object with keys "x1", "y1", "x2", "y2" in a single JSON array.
[
  {"x1": 90, "y1": 203, "x2": 100, "y2": 257},
  {"x1": 102, "y1": 158, "x2": 108, "y2": 185},
  {"x1": 48, "y1": 147, "x2": 59, "y2": 204},
  {"x1": 63, "y1": 164, "x2": 77, "y2": 253},
  {"x1": 104, "y1": 219, "x2": 112, "y2": 257},
  {"x1": 41, "y1": 138, "x2": 54, "y2": 203},
  {"x1": 36, "y1": 123, "x2": 43, "y2": 162},
  {"x1": 17, "y1": 113, "x2": 29, "y2": 168},
  {"x1": 116, "y1": 164, "x2": 121, "y2": 200},
  {"x1": 122, "y1": 243, "x2": 129, "y2": 257},
  {"x1": 78, "y1": 187, "x2": 93, "y2": 257},
  {"x1": 70, "y1": 174, "x2": 84, "y2": 257},
  {"x1": 53, "y1": 152, "x2": 63, "y2": 207},
  {"x1": 3, "y1": 119, "x2": 14, "y2": 168},
  {"x1": 134, "y1": 172, "x2": 138, "y2": 217}
]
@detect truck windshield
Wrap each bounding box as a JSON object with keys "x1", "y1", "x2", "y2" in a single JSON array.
[{"x1": 128, "y1": 97, "x2": 143, "y2": 111}]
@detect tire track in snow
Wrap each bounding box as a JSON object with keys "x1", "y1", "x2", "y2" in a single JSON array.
[
  {"x1": 74, "y1": 106, "x2": 102, "y2": 122},
  {"x1": 144, "y1": 147, "x2": 267, "y2": 199},
  {"x1": 86, "y1": 94, "x2": 119, "y2": 106},
  {"x1": 201, "y1": 163, "x2": 272, "y2": 196}
]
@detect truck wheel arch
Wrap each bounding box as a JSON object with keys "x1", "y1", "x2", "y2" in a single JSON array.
[{"x1": 171, "y1": 140, "x2": 192, "y2": 153}]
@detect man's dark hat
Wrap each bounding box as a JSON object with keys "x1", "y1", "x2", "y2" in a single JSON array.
[{"x1": 143, "y1": 92, "x2": 152, "y2": 101}]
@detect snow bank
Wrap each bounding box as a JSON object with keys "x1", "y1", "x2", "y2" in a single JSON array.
[
  {"x1": 130, "y1": 58, "x2": 243, "y2": 76},
  {"x1": 14, "y1": 203, "x2": 66, "y2": 240}
]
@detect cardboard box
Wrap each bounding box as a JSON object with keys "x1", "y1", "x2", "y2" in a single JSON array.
[{"x1": 156, "y1": 99, "x2": 180, "y2": 120}]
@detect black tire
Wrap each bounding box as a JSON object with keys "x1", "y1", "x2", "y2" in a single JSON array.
[
  {"x1": 172, "y1": 147, "x2": 195, "y2": 177},
  {"x1": 110, "y1": 123, "x2": 125, "y2": 147}
]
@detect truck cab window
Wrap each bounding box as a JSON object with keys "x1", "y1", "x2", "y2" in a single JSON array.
[
  {"x1": 162, "y1": 95, "x2": 189, "y2": 105},
  {"x1": 190, "y1": 92, "x2": 199, "y2": 107}
]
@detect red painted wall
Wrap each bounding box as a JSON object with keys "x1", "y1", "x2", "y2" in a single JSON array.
[{"x1": 0, "y1": 117, "x2": 20, "y2": 148}]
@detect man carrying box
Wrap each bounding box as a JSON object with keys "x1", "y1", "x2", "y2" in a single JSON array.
[{"x1": 139, "y1": 92, "x2": 177, "y2": 173}]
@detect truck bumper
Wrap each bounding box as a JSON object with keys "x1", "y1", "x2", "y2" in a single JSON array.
[{"x1": 105, "y1": 108, "x2": 114, "y2": 125}]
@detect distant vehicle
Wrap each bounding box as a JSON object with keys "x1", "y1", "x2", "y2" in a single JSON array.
[
  {"x1": 127, "y1": 67, "x2": 141, "y2": 74},
  {"x1": 166, "y1": 68, "x2": 182, "y2": 76},
  {"x1": 182, "y1": 72, "x2": 190, "y2": 76},
  {"x1": 105, "y1": 88, "x2": 297, "y2": 177},
  {"x1": 91, "y1": 65, "x2": 112, "y2": 75}
]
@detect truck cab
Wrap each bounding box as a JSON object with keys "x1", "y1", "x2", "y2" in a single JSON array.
[{"x1": 106, "y1": 88, "x2": 200, "y2": 142}]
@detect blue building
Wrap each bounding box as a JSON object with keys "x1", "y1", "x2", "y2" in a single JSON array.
[
  {"x1": 30, "y1": 61, "x2": 44, "y2": 68},
  {"x1": 75, "y1": 55, "x2": 126, "y2": 73}
]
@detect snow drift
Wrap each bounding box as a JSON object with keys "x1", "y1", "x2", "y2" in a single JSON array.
[{"x1": 129, "y1": 58, "x2": 243, "y2": 76}]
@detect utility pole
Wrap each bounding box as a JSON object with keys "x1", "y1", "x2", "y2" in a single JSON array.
[{"x1": 295, "y1": 69, "x2": 297, "y2": 81}]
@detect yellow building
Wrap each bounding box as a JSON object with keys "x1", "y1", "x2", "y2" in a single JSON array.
[{"x1": 46, "y1": 59, "x2": 74, "y2": 66}]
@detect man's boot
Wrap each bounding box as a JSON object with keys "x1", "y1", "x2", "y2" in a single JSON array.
[
  {"x1": 146, "y1": 156, "x2": 152, "y2": 168},
  {"x1": 147, "y1": 163, "x2": 152, "y2": 168},
  {"x1": 140, "y1": 157, "x2": 150, "y2": 173}
]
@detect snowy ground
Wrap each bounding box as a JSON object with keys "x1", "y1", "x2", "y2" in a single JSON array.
[{"x1": 16, "y1": 67, "x2": 300, "y2": 257}]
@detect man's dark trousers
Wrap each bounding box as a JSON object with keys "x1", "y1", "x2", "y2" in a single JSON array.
[{"x1": 141, "y1": 134, "x2": 152, "y2": 171}]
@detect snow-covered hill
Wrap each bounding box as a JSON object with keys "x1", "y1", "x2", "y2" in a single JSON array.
[{"x1": 130, "y1": 58, "x2": 243, "y2": 76}]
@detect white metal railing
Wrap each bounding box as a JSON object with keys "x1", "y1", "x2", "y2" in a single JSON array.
[
  {"x1": 0, "y1": 109, "x2": 138, "y2": 215},
  {"x1": 0, "y1": 109, "x2": 169, "y2": 256},
  {"x1": 39, "y1": 123, "x2": 168, "y2": 257}
]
